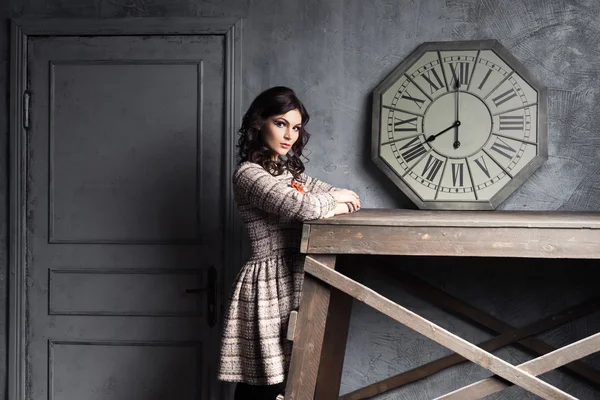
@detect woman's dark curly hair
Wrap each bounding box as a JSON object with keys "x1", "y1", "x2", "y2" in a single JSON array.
[{"x1": 237, "y1": 86, "x2": 311, "y2": 181}]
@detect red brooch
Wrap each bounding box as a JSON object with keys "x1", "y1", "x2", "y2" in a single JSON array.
[{"x1": 290, "y1": 179, "x2": 306, "y2": 194}]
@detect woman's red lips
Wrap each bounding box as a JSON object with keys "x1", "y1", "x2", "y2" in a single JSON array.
[{"x1": 281, "y1": 143, "x2": 290, "y2": 148}]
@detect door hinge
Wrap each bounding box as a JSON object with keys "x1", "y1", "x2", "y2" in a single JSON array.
[{"x1": 23, "y1": 91, "x2": 30, "y2": 129}]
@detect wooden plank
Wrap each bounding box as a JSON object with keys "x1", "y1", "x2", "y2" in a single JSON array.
[
  {"x1": 303, "y1": 224, "x2": 600, "y2": 259},
  {"x1": 436, "y1": 333, "x2": 600, "y2": 400},
  {"x1": 304, "y1": 256, "x2": 577, "y2": 400},
  {"x1": 315, "y1": 258, "x2": 358, "y2": 399},
  {"x1": 339, "y1": 296, "x2": 599, "y2": 400},
  {"x1": 300, "y1": 224, "x2": 311, "y2": 254},
  {"x1": 286, "y1": 310, "x2": 298, "y2": 341},
  {"x1": 379, "y1": 265, "x2": 600, "y2": 386},
  {"x1": 284, "y1": 255, "x2": 337, "y2": 400},
  {"x1": 315, "y1": 287, "x2": 353, "y2": 399},
  {"x1": 304, "y1": 209, "x2": 600, "y2": 229}
]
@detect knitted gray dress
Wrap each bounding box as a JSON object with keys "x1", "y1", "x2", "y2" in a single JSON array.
[{"x1": 218, "y1": 161, "x2": 337, "y2": 385}]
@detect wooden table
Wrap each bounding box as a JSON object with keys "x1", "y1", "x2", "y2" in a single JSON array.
[{"x1": 283, "y1": 209, "x2": 600, "y2": 400}]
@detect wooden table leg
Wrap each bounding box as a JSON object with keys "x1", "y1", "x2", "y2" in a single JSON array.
[
  {"x1": 285, "y1": 255, "x2": 337, "y2": 400},
  {"x1": 315, "y1": 257, "x2": 357, "y2": 399},
  {"x1": 304, "y1": 257, "x2": 578, "y2": 400}
]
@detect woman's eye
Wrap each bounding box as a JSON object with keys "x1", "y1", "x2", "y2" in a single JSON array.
[
  {"x1": 274, "y1": 121, "x2": 284, "y2": 128},
  {"x1": 293, "y1": 126, "x2": 301, "y2": 132}
]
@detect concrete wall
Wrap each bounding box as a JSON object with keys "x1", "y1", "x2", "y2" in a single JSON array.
[{"x1": 1, "y1": 0, "x2": 599, "y2": 398}]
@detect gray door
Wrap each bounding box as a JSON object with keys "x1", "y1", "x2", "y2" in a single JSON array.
[{"x1": 26, "y1": 35, "x2": 225, "y2": 400}]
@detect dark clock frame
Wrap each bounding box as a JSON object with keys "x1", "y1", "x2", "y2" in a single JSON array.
[{"x1": 371, "y1": 39, "x2": 548, "y2": 210}]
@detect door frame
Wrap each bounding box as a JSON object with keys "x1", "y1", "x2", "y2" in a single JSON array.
[{"x1": 9, "y1": 17, "x2": 243, "y2": 400}]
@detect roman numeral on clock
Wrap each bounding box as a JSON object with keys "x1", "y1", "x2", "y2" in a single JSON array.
[
  {"x1": 478, "y1": 69, "x2": 492, "y2": 90},
  {"x1": 421, "y1": 68, "x2": 444, "y2": 94},
  {"x1": 399, "y1": 136, "x2": 427, "y2": 163},
  {"x1": 499, "y1": 115, "x2": 524, "y2": 131},
  {"x1": 422, "y1": 155, "x2": 443, "y2": 181},
  {"x1": 401, "y1": 90, "x2": 426, "y2": 109},
  {"x1": 449, "y1": 62, "x2": 470, "y2": 86},
  {"x1": 492, "y1": 88, "x2": 518, "y2": 107},
  {"x1": 490, "y1": 137, "x2": 517, "y2": 159},
  {"x1": 452, "y1": 163, "x2": 464, "y2": 187},
  {"x1": 394, "y1": 116, "x2": 418, "y2": 132},
  {"x1": 474, "y1": 156, "x2": 491, "y2": 178}
]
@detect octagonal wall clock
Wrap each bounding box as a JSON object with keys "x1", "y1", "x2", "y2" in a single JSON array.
[{"x1": 371, "y1": 40, "x2": 547, "y2": 210}]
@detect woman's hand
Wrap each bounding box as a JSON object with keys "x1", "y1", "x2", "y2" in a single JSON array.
[
  {"x1": 322, "y1": 202, "x2": 350, "y2": 219},
  {"x1": 331, "y1": 189, "x2": 360, "y2": 210}
]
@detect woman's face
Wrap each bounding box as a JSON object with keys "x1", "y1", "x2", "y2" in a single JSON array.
[{"x1": 262, "y1": 109, "x2": 302, "y2": 160}]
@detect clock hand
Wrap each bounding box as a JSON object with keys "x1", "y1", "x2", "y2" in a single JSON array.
[
  {"x1": 426, "y1": 120, "x2": 461, "y2": 142},
  {"x1": 453, "y1": 80, "x2": 461, "y2": 149}
]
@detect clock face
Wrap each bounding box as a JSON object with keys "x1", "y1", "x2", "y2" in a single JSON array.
[{"x1": 373, "y1": 41, "x2": 547, "y2": 210}]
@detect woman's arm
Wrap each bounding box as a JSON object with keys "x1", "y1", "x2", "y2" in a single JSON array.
[
  {"x1": 234, "y1": 163, "x2": 336, "y2": 221},
  {"x1": 301, "y1": 173, "x2": 337, "y2": 193},
  {"x1": 301, "y1": 173, "x2": 361, "y2": 213}
]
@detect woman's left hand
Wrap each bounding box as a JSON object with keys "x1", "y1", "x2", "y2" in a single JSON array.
[{"x1": 322, "y1": 202, "x2": 357, "y2": 219}]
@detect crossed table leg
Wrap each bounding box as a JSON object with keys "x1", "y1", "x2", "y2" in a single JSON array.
[
  {"x1": 341, "y1": 262, "x2": 600, "y2": 399},
  {"x1": 284, "y1": 255, "x2": 599, "y2": 400},
  {"x1": 437, "y1": 332, "x2": 600, "y2": 399}
]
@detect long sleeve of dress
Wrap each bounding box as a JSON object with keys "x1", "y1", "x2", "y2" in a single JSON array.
[
  {"x1": 234, "y1": 162, "x2": 337, "y2": 221},
  {"x1": 301, "y1": 173, "x2": 337, "y2": 193}
]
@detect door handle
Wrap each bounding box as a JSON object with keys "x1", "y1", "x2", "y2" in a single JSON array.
[{"x1": 185, "y1": 265, "x2": 217, "y2": 327}]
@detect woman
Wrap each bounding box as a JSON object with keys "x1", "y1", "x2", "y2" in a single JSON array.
[{"x1": 218, "y1": 86, "x2": 360, "y2": 399}]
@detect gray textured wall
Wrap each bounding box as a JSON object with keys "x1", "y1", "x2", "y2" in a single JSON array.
[{"x1": 1, "y1": 0, "x2": 599, "y2": 399}]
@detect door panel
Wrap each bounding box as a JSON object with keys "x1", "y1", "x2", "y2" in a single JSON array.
[
  {"x1": 27, "y1": 35, "x2": 225, "y2": 400},
  {"x1": 50, "y1": 61, "x2": 204, "y2": 243},
  {"x1": 49, "y1": 341, "x2": 199, "y2": 400}
]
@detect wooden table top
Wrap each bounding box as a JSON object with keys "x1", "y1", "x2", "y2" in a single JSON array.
[
  {"x1": 305, "y1": 209, "x2": 600, "y2": 229},
  {"x1": 300, "y1": 209, "x2": 600, "y2": 258}
]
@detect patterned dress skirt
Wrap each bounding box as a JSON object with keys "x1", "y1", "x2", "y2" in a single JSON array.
[{"x1": 218, "y1": 252, "x2": 304, "y2": 385}]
